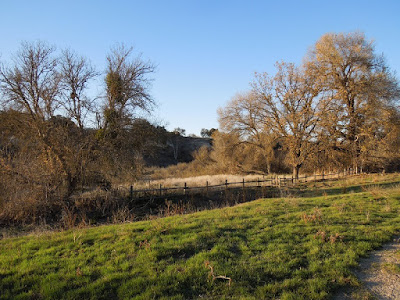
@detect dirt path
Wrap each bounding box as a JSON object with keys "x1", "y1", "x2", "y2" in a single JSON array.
[{"x1": 333, "y1": 237, "x2": 400, "y2": 299}]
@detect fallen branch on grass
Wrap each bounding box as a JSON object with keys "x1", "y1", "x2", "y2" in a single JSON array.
[{"x1": 205, "y1": 261, "x2": 232, "y2": 286}]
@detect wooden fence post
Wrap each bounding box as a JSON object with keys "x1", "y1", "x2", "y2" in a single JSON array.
[
  {"x1": 206, "y1": 181, "x2": 209, "y2": 196},
  {"x1": 184, "y1": 182, "x2": 187, "y2": 195},
  {"x1": 242, "y1": 178, "x2": 245, "y2": 202},
  {"x1": 159, "y1": 184, "x2": 162, "y2": 197},
  {"x1": 224, "y1": 179, "x2": 228, "y2": 200},
  {"x1": 130, "y1": 185, "x2": 133, "y2": 201}
]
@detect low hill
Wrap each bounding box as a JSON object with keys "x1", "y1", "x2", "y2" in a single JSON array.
[
  {"x1": 145, "y1": 136, "x2": 212, "y2": 167},
  {"x1": 1, "y1": 174, "x2": 400, "y2": 299}
]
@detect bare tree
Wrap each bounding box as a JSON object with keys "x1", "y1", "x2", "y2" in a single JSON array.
[
  {"x1": 102, "y1": 44, "x2": 155, "y2": 138},
  {"x1": 166, "y1": 128, "x2": 186, "y2": 162},
  {"x1": 200, "y1": 128, "x2": 217, "y2": 138},
  {"x1": 209, "y1": 130, "x2": 246, "y2": 173},
  {"x1": 218, "y1": 91, "x2": 276, "y2": 174},
  {"x1": 0, "y1": 40, "x2": 159, "y2": 224},
  {"x1": 219, "y1": 62, "x2": 320, "y2": 178},
  {"x1": 0, "y1": 41, "x2": 98, "y2": 198},
  {"x1": 0, "y1": 41, "x2": 59, "y2": 123},
  {"x1": 97, "y1": 44, "x2": 156, "y2": 181},
  {"x1": 59, "y1": 49, "x2": 98, "y2": 129},
  {"x1": 173, "y1": 127, "x2": 186, "y2": 136},
  {"x1": 305, "y1": 32, "x2": 400, "y2": 171},
  {"x1": 253, "y1": 62, "x2": 321, "y2": 178}
]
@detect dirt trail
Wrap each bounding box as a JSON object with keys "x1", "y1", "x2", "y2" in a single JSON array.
[{"x1": 333, "y1": 237, "x2": 400, "y2": 299}]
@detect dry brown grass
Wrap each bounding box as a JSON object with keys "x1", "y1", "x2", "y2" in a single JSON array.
[{"x1": 132, "y1": 174, "x2": 279, "y2": 190}]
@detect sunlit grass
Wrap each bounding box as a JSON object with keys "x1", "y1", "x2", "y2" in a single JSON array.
[
  {"x1": 1, "y1": 174, "x2": 400, "y2": 299},
  {"x1": 380, "y1": 262, "x2": 400, "y2": 275},
  {"x1": 132, "y1": 173, "x2": 273, "y2": 189}
]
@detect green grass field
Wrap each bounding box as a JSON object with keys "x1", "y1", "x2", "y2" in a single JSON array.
[{"x1": 1, "y1": 174, "x2": 400, "y2": 299}]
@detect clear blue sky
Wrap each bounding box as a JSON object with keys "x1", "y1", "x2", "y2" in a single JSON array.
[{"x1": 1, "y1": 0, "x2": 399, "y2": 135}]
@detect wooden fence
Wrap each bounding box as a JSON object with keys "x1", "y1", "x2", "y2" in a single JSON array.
[{"x1": 121, "y1": 169, "x2": 360, "y2": 201}]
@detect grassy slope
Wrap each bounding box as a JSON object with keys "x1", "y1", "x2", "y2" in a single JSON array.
[{"x1": 1, "y1": 174, "x2": 400, "y2": 300}]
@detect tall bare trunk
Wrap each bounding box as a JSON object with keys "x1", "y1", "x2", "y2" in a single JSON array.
[{"x1": 293, "y1": 164, "x2": 300, "y2": 180}]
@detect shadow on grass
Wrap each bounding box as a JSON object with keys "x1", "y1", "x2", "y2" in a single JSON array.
[
  {"x1": 298, "y1": 180, "x2": 400, "y2": 198},
  {"x1": 111, "y1": 178, "x2": 400, "y2": 225}
]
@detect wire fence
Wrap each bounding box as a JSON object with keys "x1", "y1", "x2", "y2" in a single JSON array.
[{"x1": 120, "y1": 169, "x2": 360, "y2": 201}]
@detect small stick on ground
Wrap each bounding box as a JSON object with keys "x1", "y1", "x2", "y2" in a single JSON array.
[{"x1": 205, "y1": 261, "x2": 232, "y2": 286}]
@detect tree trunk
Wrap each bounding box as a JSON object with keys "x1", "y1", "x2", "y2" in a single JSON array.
[
  {"x1": 66, "y1": 172, "x2": 78, "y2": 198},
  {"x1": 266, "y1": 162, "x2": 271, "y2": 175},
  {"x1": 293, "y1": 164, "x2": 300, "y2": 180}
]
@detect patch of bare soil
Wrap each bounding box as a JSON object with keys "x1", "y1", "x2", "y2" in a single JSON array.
[{"x1": 333, "y1": 237, "x2": 400, "y2": 300}]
